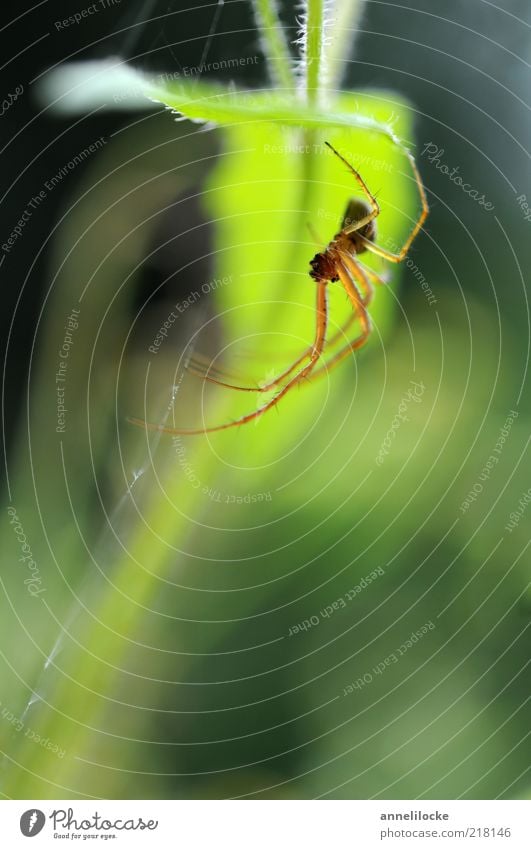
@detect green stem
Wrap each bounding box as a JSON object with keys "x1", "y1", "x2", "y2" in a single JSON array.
[
  {"x1": 325, "y1": 0, "x2": 367, "y2": 93},
  {"x1": 251, "y1": 0, "x2": 296, "y2": 91},
  {"x1": 305, "y1": 0, "x2": 326, "y2": 105}
]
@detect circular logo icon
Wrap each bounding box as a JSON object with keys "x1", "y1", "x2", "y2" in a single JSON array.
[{"x1": 20, "y1": 810, "x2": 46, "y2": 837}]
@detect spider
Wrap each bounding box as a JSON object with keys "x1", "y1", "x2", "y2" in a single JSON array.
[{"x1": 129, "y1": 141, "x2": 428, "y2": 436}]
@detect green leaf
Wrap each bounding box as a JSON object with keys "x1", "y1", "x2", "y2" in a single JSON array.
[{"x1": 38, "y1": 60, "x2": 403, "y2": 147}]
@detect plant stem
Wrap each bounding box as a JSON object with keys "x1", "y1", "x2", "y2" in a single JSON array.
[
  {"x1": 325, "y1": 0, "x2": 367, "y2": 93},
  {"x1": 251, "y1": 0, "x2": 296, "y2": 91},
  {"x1": 304, "y1": 0, "x2": 326, "y2": 105}
]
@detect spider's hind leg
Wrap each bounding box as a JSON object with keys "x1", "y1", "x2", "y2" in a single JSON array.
[
  {"x1": 128, "y1": 281, "x2": 330, "y2": 435},
  {"x1": 187, "y1": 345, "x2": 316, "y2": 394},
  {"x1": 357, "y1": 147, "x2": 429, "y2": 263}
]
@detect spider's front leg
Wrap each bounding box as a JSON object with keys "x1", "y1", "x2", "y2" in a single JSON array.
[{"x1": 325, "y1": 141, "x2": 380, "y2": 234}]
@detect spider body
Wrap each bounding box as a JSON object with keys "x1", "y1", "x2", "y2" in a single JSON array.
[
  {"x1": 309, "y1": 249, "x2": 339, "y2": 283},
  {"x1": 310, "y1": 199, "x2": 377, "y2": 284},
  {"x1": 129, "y1": 141, "x2": 429, "y2": 436},
  {"x1": 341, "y1": 198, "x2": 378, "y2": 249}
]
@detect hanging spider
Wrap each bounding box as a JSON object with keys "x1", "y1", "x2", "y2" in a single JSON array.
[{"x1": 129, "y1": 141, "x2": 428, "y2": 436}]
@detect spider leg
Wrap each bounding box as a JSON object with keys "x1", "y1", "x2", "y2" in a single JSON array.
[
  {"x1": 187, "y1": 356, "x2": 261, "y2": 393},
  {"x1": 187, "y1": 251, "x2": 352, "y2": 393},
  {"x1": 308, "y1": 257, "x2": 372, "y2": 382},
  {"x1": 128, "y1": 282, "x2": 329, "y2": 435},
  {"x1": 340, "y1": 252, "x2": 375, "y2": 306},
  {"x1": 187, "y1": 354, "x2": 255, "y2": 386},
  {"x1": 340, "y1": 252, "x2": 392, "y2": 301},
  {"x1": 186, "y1": 342, "x2": 316, "y2": 393},
  {"x1": 191, "y1": 268, "x2": 367, "y2": 396},
  {"x1": 325, "y1": 141, "x2": 380, "y2": 233}
]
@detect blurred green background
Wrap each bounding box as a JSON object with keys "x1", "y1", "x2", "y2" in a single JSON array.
[{"x1": 0, "y1": 0, "x2": 529, "y2": 800}]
